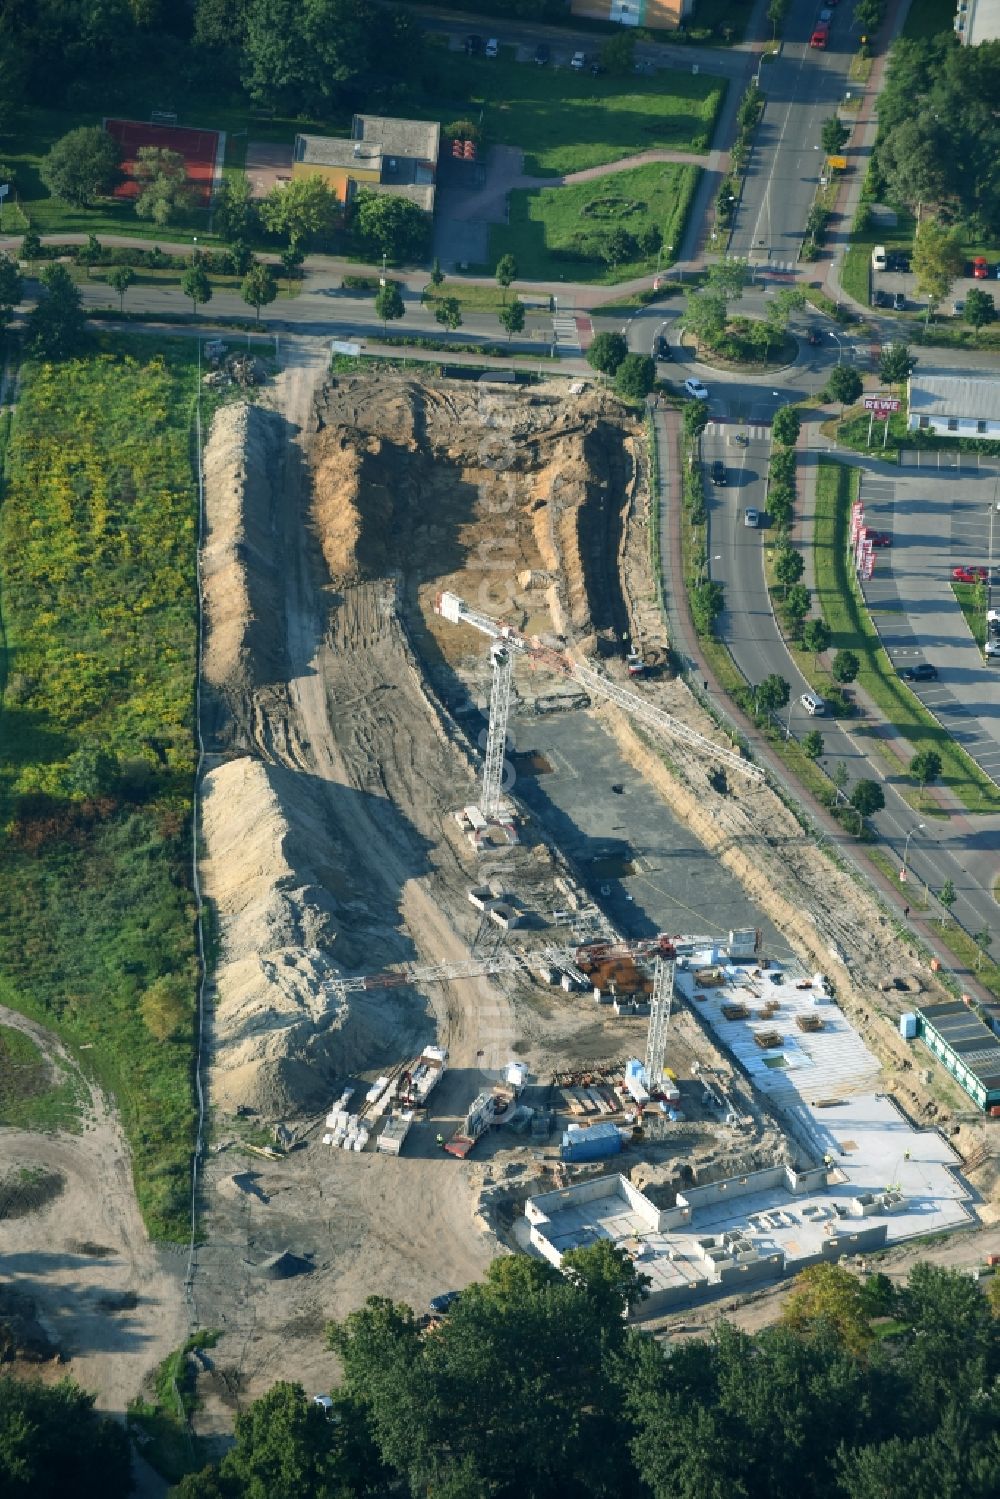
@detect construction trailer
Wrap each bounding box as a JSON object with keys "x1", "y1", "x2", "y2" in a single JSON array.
[{"x1": 913, "y1": 1001, "x2": 1000, "y2": 1113}]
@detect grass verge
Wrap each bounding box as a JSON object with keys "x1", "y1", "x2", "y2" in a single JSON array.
[
  {"x1": 128, "y1": 1330, "x2": 220, "y2": 1482},
  {"x1": 812, "y1": 458, "x2": 1000, "y2": 813},
  {"x1": 868, "y1": 848, "x2": 1000, "y2": 1000},
  {"x1": 952, "y1": 581, "x2": 987, "y2": 650},
  {"x1": 841, "y1": 210, "x2": 915, "y2": 309},
  {"x1": 0, "y1": 1023, "x2": 83, "y2": 1132},
  {"x1": 0, "y1": 337, "x2": 208, "y2": 1239},
  {"x1": 490, "y1": 162, "x2": 699, "y2": 283}
]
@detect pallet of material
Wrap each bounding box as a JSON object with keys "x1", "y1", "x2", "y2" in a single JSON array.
[
  {"x1": 754, "y1": 1029, "x2": 783, "y2": 1050},
  {"x1": 561, "y1": 1090, "x2": 586, "y2": 1115},
  {"x1": 721, "y1": 1002, "x2": 749, "y2": 1021},
  {"x1": 586, "y1": 1088, "x2": 613, "y2": 1115},
  {"x1": 796, "y1": 1014, "x2": 824, "y2": 1033},
  {"x1": 694, "y1": 967, "x2": 725, "y2": 988}
]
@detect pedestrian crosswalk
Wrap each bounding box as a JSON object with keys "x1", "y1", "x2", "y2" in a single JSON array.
[
  {"x1": 551, "y1": 316, "x2": 580, "y2": 352},
  {"x1": 705, "y1": 422, "x2": 769, "y2": 441}
]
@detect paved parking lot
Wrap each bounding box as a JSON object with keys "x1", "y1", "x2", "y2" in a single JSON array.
[
  {"x1": 858, "y1": 465, "x2": 1000, "y2": 783},
  {"x1": 872, "y1": 266, "x2": 1000, "y2": 317}
]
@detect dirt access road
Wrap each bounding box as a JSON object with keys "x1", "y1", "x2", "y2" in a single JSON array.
[{"x1": 0, "y1": 1005, "x2": 187, "y2": 1414}]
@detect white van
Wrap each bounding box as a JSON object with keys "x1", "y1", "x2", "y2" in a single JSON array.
[
  {"x1": 800, "y1": 692, "x2": 826, "y2": 716},
  {"x1": 871, "y1": 245, "x2": 887, "y2": 272}
]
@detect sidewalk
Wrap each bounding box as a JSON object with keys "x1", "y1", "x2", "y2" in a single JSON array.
[{"x1": 654, "y1": 397, "x2": 994, "y2": 1001}]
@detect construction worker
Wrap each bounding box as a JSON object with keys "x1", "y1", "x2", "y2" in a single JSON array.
[{"x1": 436, "y1": 1133, "x2": 445, "y2": 1149}]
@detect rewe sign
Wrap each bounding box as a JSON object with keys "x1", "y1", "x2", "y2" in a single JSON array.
[{"x1": 863, "y1": 396, "x2": 901, "y2": 416}]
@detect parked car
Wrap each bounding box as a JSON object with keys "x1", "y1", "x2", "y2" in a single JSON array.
[
  {"x1": 819, "y1": 7, "x2": 833, "y2": 19},
  {"x1": 710, "y1": 459, "x2": 727, "y2": 486},
  {"x1": 590, "y1": 61, "x2": 604, "y2": 76},
  {"x1": 810, "y1": 23, "x2": 829, "y2": 45},
  {"x1": 744, "y1": 507, "x2": 760, "y2": 527},
  {"x1": 464, "y1": 33, "x2": 482, "y2": 53},
  {"x1": 886, "y1": 250, "x2": 910, "y2": 272},
  {"x1": 570, "y1": 50, "x2": 586, "y2": 69},
  {"x1": 485, "y1": 36, "x2": 499, "y2": 57},
  {"x1": 684, "y1": 377, "x2": 709, "y2": 400},
  {"x1": 862, "y1": 527, "x2": 892, "y2": 547},
  {"x1": 893, "y1": 291, "x2": 906, "y2": 311},
  {"x1": 972, "y1": 256, "x2": 989, "y2": 280},
  {"x1": 953, "y1": 299, "x2": 966, "y2": 316},
  {"x1": 534, "y1": 42, "x2": 550, "y2": 64},
  {"x1": 953, "y1": 565, "x2": 989, "y2": 584},
  {"x1": 654, "y1": 333, "x2": 671, "y2": 360},
  {"x1": 899, "y1": 661, "x2": 938, "y2": 681},
  {"x1": 800, "y1": 692, "x2": 826, "y2": 716},
  {"x1": 806, "y1": 327, "x2": 822, "y2": 345},
  {"x1": 986, "y1": 609, "x2": 1000, "y2": 659},
  {"x1": 429, "y1": 1291, "x2": 461, "y2": 1315},
  {"x1": 872, "y1": 289, "x2": 889, "y2": 308}
]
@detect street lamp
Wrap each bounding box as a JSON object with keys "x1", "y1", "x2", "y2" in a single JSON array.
[
  {"x1": 380, "y1": 251, "x2": 387, "y2": 288},
  {"x1": 902, "y1": 822, "x2": 926, "y2": 879},
  {"x1": 829, "y1": 328, "x2": 844, "y2": 365}
]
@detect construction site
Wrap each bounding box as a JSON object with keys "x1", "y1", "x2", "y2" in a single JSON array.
[{"x1": 162, "y1": 346, "x2": 1000, "y2": 1418}]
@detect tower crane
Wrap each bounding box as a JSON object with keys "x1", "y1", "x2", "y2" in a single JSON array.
[
  {"x1": 434, "y1": 591, "x2": 762, "y2": 828},
  {"x1": 559, "y1": 933, "x2": 679, "y2": 1094},
  {"x1": 314, "y1": 953, "x2": 519, "y2": 1006}
]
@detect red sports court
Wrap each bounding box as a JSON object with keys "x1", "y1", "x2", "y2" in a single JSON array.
[{"x1": 104, "y1": 118, "x2": 222, "y2": 206}]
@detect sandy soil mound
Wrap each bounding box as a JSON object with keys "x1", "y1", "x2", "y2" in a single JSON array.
[
  {"x1": 201, "y1": 755, "x2": 406, "y2": 1117},
  {"x1": 201, "y1": 401, "x2": 287, "y2": 702}
]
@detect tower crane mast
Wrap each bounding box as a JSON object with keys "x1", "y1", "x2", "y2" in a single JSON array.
[{"x1": 434, "y1": 591, "x2": 762, "y2": 786}]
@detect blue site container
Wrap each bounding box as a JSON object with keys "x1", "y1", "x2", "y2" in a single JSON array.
[{"x1": 560, "y1": 1122, "x2": 623, "y2": 1163}]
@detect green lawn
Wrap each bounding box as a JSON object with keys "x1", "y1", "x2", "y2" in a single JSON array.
[
  {"x1": 813, "y1": 458, "x2": 1000, "y2": 813},
  {"x1": 0, "y1": 1023, "x2": 83, "y2": 1133},
  {"x1": 0, "y1": 338, "x2": 206, "y2": 1239},
  {"x1": 490, "y1": 162, "x2": 699, "y2": 283},
  {"x1": 419, "y1": 48, "x2": 724, "y2": 176}
]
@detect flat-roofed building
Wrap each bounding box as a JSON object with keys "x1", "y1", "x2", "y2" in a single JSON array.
[{"x1": 292, "y1": 114, "x2": 439, "y2": 212}]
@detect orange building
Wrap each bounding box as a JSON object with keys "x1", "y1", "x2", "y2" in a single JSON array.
[
  {"x1": 570, "y1": 0, "x2": 690, "y2": 27},
  {"x1": 292, "y1": 115, "x2": 440, "y2": 213}
]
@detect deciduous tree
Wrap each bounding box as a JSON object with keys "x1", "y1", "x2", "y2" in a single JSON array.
[
  {"x1": 756, "y1": 673, "x2": 790, "y2": 715},
  {"x1": 965, "y1": 288, "x2": 996, "y2": 329},
  {"x1": 434, "y1": 296, "x2": 462, "y2": 330},
  {"x1": 803, "y1": 616, "x2": 831, "y2": 653},
  {"x1": 910, "y1": 749, "x2": 942, "y2": 789},
  {"x1": 586, "y1": 330, "x2": 628, "y2": 375},
  {"x1": 353, "y1": 191, "x2": 430, "y2": 263},
  {"x1": 241, "y1": 260, "x2": 278, "y2": 322},
  {"x1": 879, "y1": 342, "x2": 916, "y2": 389},
  {"x1": 850, "y1": 778, "x2": 885, "y2": 819},
  {"x1": 781, "y1": 1262, "x2": 873, "y2": 1357},
  {"x1": 614, "y1": 352, "x2": 655, "y2": 401},
  {"x1": 0, "y1": 253, "x2": 23, "y2": 328},
  {"x1": 25, "y1": 263, "x2": 88, "y2": 359},
  {"x1": 826, "y1": 364, "x2": 863, "y2": 411},
  {"x1": 40, "y1": 126, "x2": 121, "y2": 207},
  {"x1": 133, "y1": 146, "x2": 196, "y2": 226},
  {"x1": 772, "y1": 404, "x2": 801, "y2": 447},
  {"x1": 832, "y1": 648, "x2": 860, "y2": 683},
  {"x1": 774, "y1": 545, "x2": 804, "y2": 596},
  {"x1": 374, "y1": 280, "x2": 405, "y2": 331},
  {"x1": 821, "y1": 117, "x2": 850, "y2": 155},
  {"x1": 261, "y1": 174, "x2": 338, "y2": 249},
  {"x1": 181, "y1": 262, "x2": 212, "y2": 317},
  {"x1": 241, "y1": 0, "x2": 371, "y2": 112},
  {"x1": 803, "y1": 729, "x2": 824, "y2": 759},
  {"x1": 498, "y1": 296, "x2": 525, "y2": 343},
  {"x1": 912, "y1": 217, "x2": 965, "y2": 307},
  {"x1": 495, "y1": 253, "x2": 517, "y2": 301},
  {"x1": 214, "y1": 171, "x2": 257, "y2": 244}
]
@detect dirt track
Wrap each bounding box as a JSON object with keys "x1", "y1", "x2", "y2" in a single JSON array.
[{"x1": 0, "y1": 1006, "x2": 187, "y2": 1413}]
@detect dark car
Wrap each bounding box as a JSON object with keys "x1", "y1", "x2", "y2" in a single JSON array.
[
  {"x1": 900, "y1": 662, "x2": 938, "y2": 682},
  {"x1": 893, "y1": 291, "x2": 906, "y2": 311},
  {"x1": 806, "y1": 327, "x2": 822, "y2": 346},
  {"x1": 590, "y1": 61, "x2": 604, "y2": 76},
  {"x1": 429, "y1": 1291, "x2": 461, "y2": 1315},
  {"x1": 872, "y1": 289, "x2": 888, "y2": 309},
  {"x1": 654, "y1": 334, "x2": 671, "y2": 360},
  {"x1": 862, "y1": 527, "x2": 892, "y2": 547},
  {"x1": 887, "y1": 251, "x2": 910, "y2": 272},
  {"x1": 710, "y1": 459, "x2": 727, "y2": 487},
  {"x1": 534, "y1": 42, "x2": 550, "y2": 64},
  {"x1": 464, "y1": 33, "x2": 482, "y2": 53}
]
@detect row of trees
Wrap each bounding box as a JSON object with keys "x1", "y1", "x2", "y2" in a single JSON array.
[
  {"x1": 161, "y1": 1254, "x2": 1000, "y2": 1498},
  {"x1": 0, "y1": 1, "x2": 423, "y2": 122}
]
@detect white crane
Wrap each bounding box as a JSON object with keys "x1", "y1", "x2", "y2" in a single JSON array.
[
  {"x1": 560, "y1": 934, "x2": 678, "y2": 1092},
  {"x1": 319, "y1": 953, "x2": 519, "y2": 1006},
  {"x1": 434, "y1": 591, "x2": 762, "y2": 805}
]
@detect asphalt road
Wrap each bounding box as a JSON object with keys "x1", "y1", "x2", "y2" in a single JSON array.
[{"x1": 728, "y1": 0, "x2": 855, "y2": 269}]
